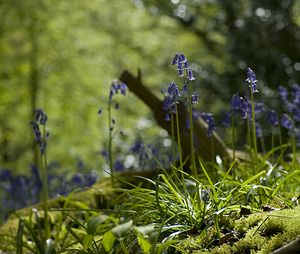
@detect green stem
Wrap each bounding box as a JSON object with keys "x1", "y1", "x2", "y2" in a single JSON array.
[
  {"x1": 187, "y1": 88, "x2": 197, "y2": 177},
  {"x1": 250, "y1": 88, "x2": 258, "y2": 168},
  {"x1": 231, "y1": 115, "x2": 236, "y2": 161},
  {"x1": 271, "y1": 128, "x2": 275, "y2": 161},
  {"x1": 175, "y1": 105, "x2": 183, "y2": 174},
  {"x1": 40, "y1": 125, "x2": 50, "y2": 238},
  {"x1": 171, "y1": 113, "x2": 176, "y2": 162},
  {"x1": 108, "y1": 100, "x2": 114, "y2": 187}
]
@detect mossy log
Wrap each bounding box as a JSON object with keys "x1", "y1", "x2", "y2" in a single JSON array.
[{"x1": 119, "y1": 69, "x2": 232, "y2": 164}]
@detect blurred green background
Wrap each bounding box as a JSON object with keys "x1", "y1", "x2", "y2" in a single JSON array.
[{"x1": 1, "y1": 0, "x2": 300, "y2": 174}]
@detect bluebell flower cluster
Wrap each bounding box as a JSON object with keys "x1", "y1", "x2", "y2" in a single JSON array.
[
  {"x1": 277, "y1": 85, "x2": 300, "y2": 141},
  {"x1": 281, "y1": 113, "x2": 293, "y2": 130},
  {"x1": 246, "y1": 67, "x2": 259, "y2": 93},
  {"x1": 163, "y1": 53, "x2": 198, "y2": 121},
  {"x1": 109, "y1": 80, "x2": 128, "y2": 101},
  {"x1": 130, "y1": 139, "x2": 157, "y2": 170},
  {"x1": 230, "y1": 94, "x2": 248, "y2": 119},
  {"x1": 200, "y1": 112, "x2": 216, "y2": 137},
  {"x1": 0, "y1": 164, "x2": 98, "y2": 222},
  {"x1": 266, "y1": 110, "x2": 279, "y2": 126},
  {"x1": 171, "y1": 52, "x2": 196, "y2": 81},
  {"x1": 30, "y1": 109, "x2": 49, "y2": 154},
  {"x1": 163, "y1": 81, "x2": 181, "y2": 117},
  {"x1": 98, "y1": 80, "x2": 128, "y2": 116}
]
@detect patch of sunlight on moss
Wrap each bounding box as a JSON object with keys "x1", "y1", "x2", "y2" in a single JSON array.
[{"x1": 188, "y1": 206, "x2": 300, "y2": 254}]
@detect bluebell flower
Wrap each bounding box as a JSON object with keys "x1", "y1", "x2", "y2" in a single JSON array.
[
  {"x1": 171, "y1": 53, "x2": 179, "y2": 65},
  {"x1": 292, "y1": 84, "x2": 300, "y2": 105},
  {"x1": 72, "y1": 173, "x2": 84, "y2": 187},
  {"x1": 114, "y1": 160, "x2": 124, "y2": 172},
  {"x1": 34, "y1": 109, "x2": 48, "y2": 125},
  {"x1": 231, "y1": 94, "x2": 243, "y2": 111},
  {"x1": 171, "y1": 52, "x2": 195, "y2": 80},
  {"x1": 278, "y1": 86, "x2": 288, "y2": 102},
  {"x1": 281, "y1": 114, "x2": 293, "y2": 130},
  {"x1": 109, "y1": 80, "x2": 127, "y2": 101},
  {"x1": 163, "y1": 82, "x2": 181, "y2": 116},
  {"x1": 231, "y1": 94, "x2": 248, "y2": 119},
  {"x1": 200, "y1": 112, "x2": 216, "y2": 137},
  {"x1": 266, "y1": 110, "x2": 279, "y2": 126},
  {"x1": 191, "y1": 92, "x2": 199, "y2": 104},
  {"x1": 167, "y1": 81, "x2": 180, "y2": 98},
  {"x1": 0, "y1": 169, "x2": 12, "y2": 181},
  {"x1": 164, "y1": 113, "x2": 171, "y2": 121},
  {"x1": 222, "y1": 111, "x2": 232, "y2": 127},
  {"x1": 187, "y1": 69, "x2": 196, "y2": 81},
  {"x1": 246, "y1": 67, "x2": 258, "y2": 93},
  {"x1": 254, "y1": 102, "x2": 265, "y2": 114}
]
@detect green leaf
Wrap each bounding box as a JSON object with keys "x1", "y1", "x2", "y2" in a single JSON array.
[
  {"x1": 137, "y1": 235, "x2": 152, "y2": 253},
  {"x1": 45, "y1": 238, "x2": 55, "y2": 254},
  {"x1": 134, "y1": 224, "x2": 155, "y2": 237},
  {"x1": 87, "y1": 214, "x2": 109, "y2": 235},
  {"x1": 112, "y1": 220, "x2": 133, "y2": 237},
  {"x1": 83, "y1": 234, "x2": 94, "y2": 251},
  {"x1": 103, "y1": 230, "x2": 115, "y2": 252},
  {"x1": 16, "y1": 219, "x2": 24, "y2": 254}
]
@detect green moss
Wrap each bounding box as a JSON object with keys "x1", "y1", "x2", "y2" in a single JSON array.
[{"x1": 185, "y1": 206, "x2": 300, "y2": 254}]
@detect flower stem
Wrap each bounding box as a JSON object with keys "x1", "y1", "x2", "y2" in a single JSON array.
[
  {"x1": 250, "y1": 88, "x2": 258, "y2": 169},
  {"x1": 187, "y1": 87, "x2": 197, "y2": 177},
  {"x1": 40, "y1": 125, "x2": 50, "y2": 238},
  {"x1": 175, "y1": 106, "x2": 183, "y2": 174},
  {"x1": 108, "y1": 100, "x2": 114, "y2": 187}
]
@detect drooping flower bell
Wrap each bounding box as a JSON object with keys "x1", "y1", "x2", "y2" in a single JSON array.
[{"x1": 266, "y1": 110, "x2": 279, "y2": 126}]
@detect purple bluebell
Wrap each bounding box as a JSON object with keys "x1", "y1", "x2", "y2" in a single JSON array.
[
  {"x1": 163, "y1": 82, "x2": 181, "y2": 116},
  {"x1": 200, "y1": 112, "x2": 216, "y2": 137},
  {"x1": 167, "y1": 81, "x2": 180, "y2": 98},
  {"x1": 0, "y1": 169, "x2": 12, "y2": 181},
  {"x1": 292, "y1": 84, "x2": 300, "y2": 105},
  {"x1": 109, "y1": 81, "x2": 127, "y2": 101},
  {"x1": 281, "y1": 114, "x2": 293, "y2": 130},
  {"x1": 171, "y1": 52, "x2": 179, "y2": 65},
  {"x1": 114, "y1": 160, "x2": 124, "y2": 172},
  {"x1": 177, "y1": 67, "x2": 184, "y2": 77},
  {"x1": 231, "y1": 94, "x2": 243, "y2": 111},
  {"x1": 222, "y1": 111, "x2": 232, "y2": 127},
  {"x1": 278, "y1": 86, "x2": 288, "y2": 102},
  {"x1": 254, "y1": 102, "x2": 265, "y2": 114},
  {"x1": 191, "y1": 92, "x2": 199, "y2": 104},
  {"x1": 72, "y1": 173, "x2": 84, "y2": 187},
  {"x1": 164, "y1": 113, "x2": 171, "y2": 121},
  {"x1": 246, "y1": 67, "x2": 258, "y2": 93},
  {"x1": 171, "y1": 52, "x2": 195, "y2": 79},
  {"x1": 266, "y1": 110, "x2": 279, "y2": 126},
  {"x1": 30, "y1": 120, "x2": 47, "y2": 154},
  {"x1": 182, "y1": 83, "x2": 188, "y2": 93},
  {"x1": 34, "y1": 109, "x2": 48, "y2": 125},
  {"x1": 231, "y1": 94, "x2": 248, "y2": 119},
  {"x1": 179, "y1": 53, "x2": 187, "y2": 64},
  {"x1": 187, "y1": 69, "x2": 196, "y2": 81}
]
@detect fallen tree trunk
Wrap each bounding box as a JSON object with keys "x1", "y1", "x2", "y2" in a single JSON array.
[{"x1": 119, "y1": 69, "x2": 231, "y2": 164}]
